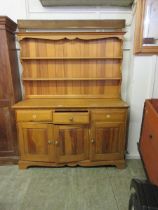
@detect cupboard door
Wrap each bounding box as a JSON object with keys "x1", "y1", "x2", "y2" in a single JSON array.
[
  {"x1": 90, "y1": 122, "x2": 125, "y2": 161},
  {"x1": 18, "y1": 123, "x2": 54, "y2": 162},
  {"x1": 54, "y1": 125, "x2": 89, "y2": 163}
]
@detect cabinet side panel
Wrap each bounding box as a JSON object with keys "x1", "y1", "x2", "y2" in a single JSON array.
[
  {"x1": 0, "y1": 107, "x2": 17, "y2": 156},
  {"x1": 7, "y1": 32, "x2": 22, "y2": 103},
  {"x1": 0, "y1": 31, "x2": 12, "y2": 100}
]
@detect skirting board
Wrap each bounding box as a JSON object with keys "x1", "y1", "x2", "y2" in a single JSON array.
[{"x1": 126, "y1": 154, "x2": 140, "y2": 159}]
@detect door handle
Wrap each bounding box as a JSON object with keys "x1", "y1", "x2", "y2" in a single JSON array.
[
  {"x1": 48, "y1": 140, "x2": 53, "y2": 144},
  {"x1": 91, "y1": 139, "x2": 95, "y2": 144},
  {"x1": 55, "y1": 140, "x2": 59, "y2": 145}
]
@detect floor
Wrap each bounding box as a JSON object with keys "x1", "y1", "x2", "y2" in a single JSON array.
[{"x1": 0, "y1": 160, "x2": 146, "y2": 210}]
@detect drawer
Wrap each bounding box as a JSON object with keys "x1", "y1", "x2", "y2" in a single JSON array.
[
  {"x1": 16, "y1": 110, "x2": 53, "y2": 122},
  {"x1": 91, "y1": 110, "x2": 126, "y2": 122},
  {"x1": 53, "y1": 112, "x2": 89, "y2": 124}
]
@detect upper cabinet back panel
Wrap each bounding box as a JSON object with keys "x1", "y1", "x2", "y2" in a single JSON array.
[{"x1": 18, "y1": 32, "x2": 124, "y2": 99}]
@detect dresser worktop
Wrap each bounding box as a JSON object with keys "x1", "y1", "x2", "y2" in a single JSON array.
[{"x1": 13, "y1": 98, "x2": 128, "y2": 109}]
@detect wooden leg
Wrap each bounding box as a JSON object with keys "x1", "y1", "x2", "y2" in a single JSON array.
[
  {"x1": 115, "y1": 160, "x2": 126, "y2": 169},
  {"x1": 67, "y1": 162, "x2": 78, "y2": 167},
  {"x1": 18, "y1": 161, "x2": 29, "y2": 169}
]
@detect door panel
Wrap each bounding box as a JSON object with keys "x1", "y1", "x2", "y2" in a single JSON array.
[
  {"x1": 91, "y1": 122, "x2": 125, "y2": 161},
  {"x1": 140, "y1": 102, "x2": 158, "y2": 186},
  {"x1": 18, "y1": 123, "x2": 54, "y2": 162},
  {"x1": 54, "y1": 125, "x2": 89, "y2": 163}
]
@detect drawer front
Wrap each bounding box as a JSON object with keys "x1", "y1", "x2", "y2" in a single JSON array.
[
  {"x1": 16, "y1": 110, "x2": 53, "y2": 122},
  {"x1": 91, "y1": 110, "x2": 126, "y2": 122},
  {"x1": 53, "y1": 112, "x2": 89, "y2": 124}
]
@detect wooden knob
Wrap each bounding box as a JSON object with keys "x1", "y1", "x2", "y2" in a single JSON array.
[
  {"x1": 69, "y1": 117, "x2": 74, "y2": 122},
  {"x1": 106, "y1": 114, "x2": 111, "y2": 118}
]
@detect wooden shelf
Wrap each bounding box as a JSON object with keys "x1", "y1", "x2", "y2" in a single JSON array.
[
  {"x1": 22, "y1": 77, "x2": 121, "y2": 81},
  {"x1": 21, "y1": 56, "x2": 122, "y2": 60}
]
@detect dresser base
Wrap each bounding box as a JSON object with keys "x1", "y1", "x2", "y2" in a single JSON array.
[{"x1": 19, "y1": 159, "x2": 126, "y2": 169}]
